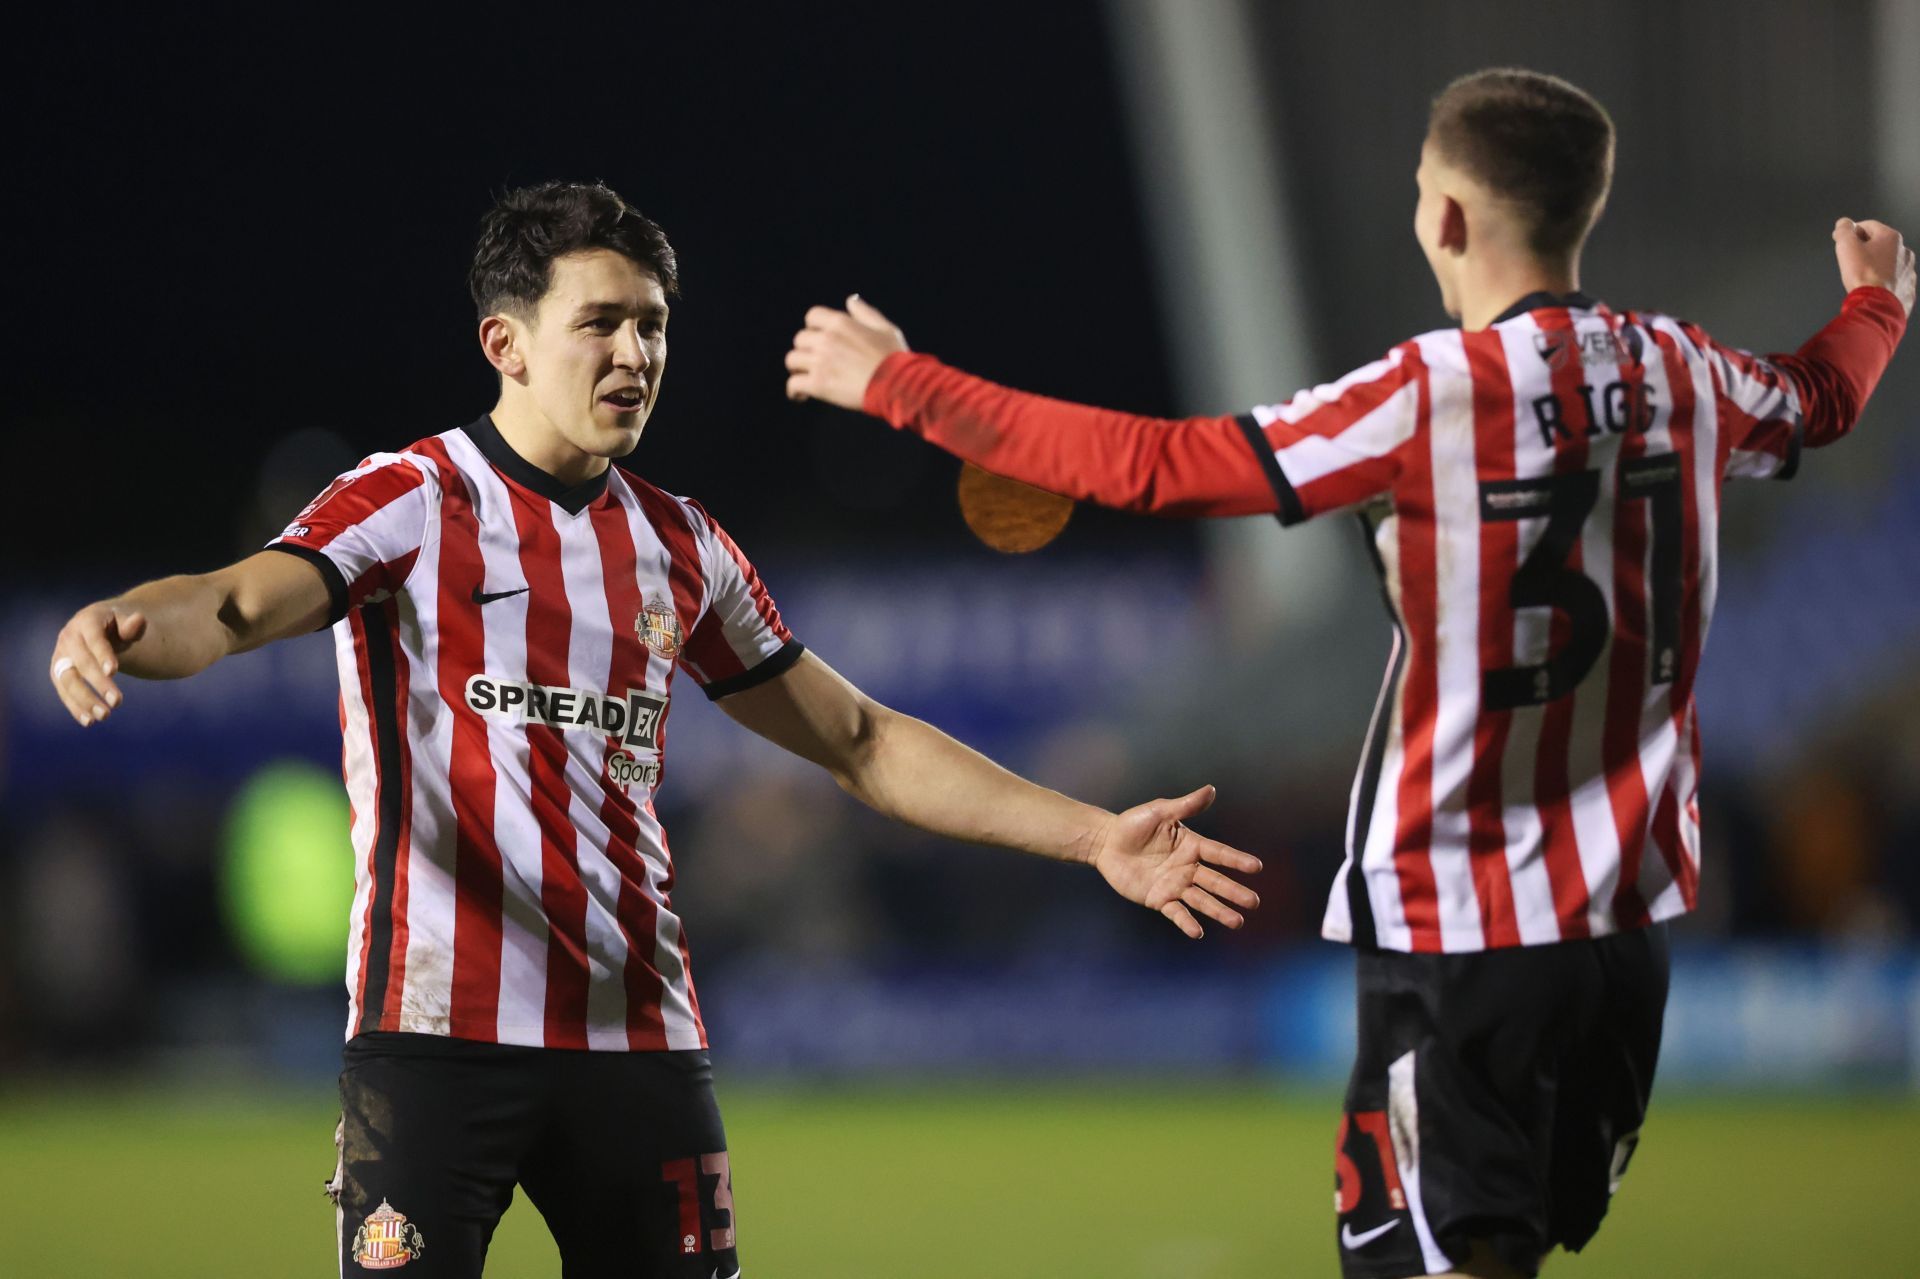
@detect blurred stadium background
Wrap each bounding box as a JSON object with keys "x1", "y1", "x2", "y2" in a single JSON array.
[{"x1": 6, "y1": 1, "x2": 1919, "y2": 1274}]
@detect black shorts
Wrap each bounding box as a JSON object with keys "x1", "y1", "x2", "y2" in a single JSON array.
[
  {"x1": 328, "y1": 1032, "x2": 740, "y2": 1278},
  {"x1": 1334, "y1": 924, "x2": 1668, "y2": 1279}
]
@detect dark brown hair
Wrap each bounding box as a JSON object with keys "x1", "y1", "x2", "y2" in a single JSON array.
[
  {"x1": 1428, "y1": 69, "x2": 1614, "y2": 258},
  {"x1": 469, "y1": 181, "x2": 679, "y2": 320}
]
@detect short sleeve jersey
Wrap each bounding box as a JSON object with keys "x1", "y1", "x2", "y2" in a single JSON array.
[
  {"x1": 1236, "y1": 293, "x2": 1807, "y2": 952},
  {"x1": 270, "y1": 415, "x2": 801, "y2": 1050}
]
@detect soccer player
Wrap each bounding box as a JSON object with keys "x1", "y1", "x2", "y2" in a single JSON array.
[
  {"x1": 784, "y1": 69, "x2": 1913, "y2": 1279},
  {"x1": 44, "y1": 181, "x2": 1264, "y2": 1278}
]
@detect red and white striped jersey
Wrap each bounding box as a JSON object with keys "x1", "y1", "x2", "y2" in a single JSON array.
[
  {"x1": 269, "y1": 415, "x2": 800, "y2": 1048},
  {"x1": 1243, "y1": 293, "x2": 1808, "y2": 952},
  {"x1": 862, "y1": 284, "x2": 1907, "y2": 954}
]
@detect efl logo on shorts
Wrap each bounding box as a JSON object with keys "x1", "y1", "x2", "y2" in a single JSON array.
[{"x1": 351, "y1": 1198, "x2": 426, "y2": 1270}]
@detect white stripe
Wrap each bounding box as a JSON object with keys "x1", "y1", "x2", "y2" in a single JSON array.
[
  {"x1": 1359, "y1": 510, "x2": 1413, "y2": 952},
  {"x1": 1268, "y1": 377, "x2": 1421, "y2": 487},
  {"x1": 1416, "y1": 330, "x2": 1487, "y2": 952},
  {"x1": 395, "y1": 523, "x2": 458, "y2": 1037},
  {"x1": 1385, "y1": 1049, "x2": 1453, "y2": 1275},
  {"x1": 1494, "y1": 318, "x2": 1563, "y2": 945},
  {"x1": 554, "y1": 510, "x2": 637, "y2": 1051},
  {"x1": 618, "y1": 484, "x2": 705, "y2": 1048},
  {"x1": 445, "y1": 430, "x2": 548, "y2": 1045},
  {"x1": 335, "y1": 618, "x2": 379, "y2": 1034}
]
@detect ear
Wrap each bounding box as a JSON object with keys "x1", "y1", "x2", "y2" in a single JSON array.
[
  {"x1": 1438, "y1": 194, "x2": 1469, "y2": 256},
  {"x1": 479, "y1": 314, "x2": 526, "y2": 378}
]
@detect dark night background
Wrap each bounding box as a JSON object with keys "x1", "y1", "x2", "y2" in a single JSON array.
[{"x1": 12, "y1": 2, "x2": 1188, "y2": 585}]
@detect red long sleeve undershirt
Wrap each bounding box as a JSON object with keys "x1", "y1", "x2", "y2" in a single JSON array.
[
  {"x1": 861, "y1": 286, "x2": 1908, "y2": 517},
  {"x1": 1764, "y1": 285, "x2": 1908, "y2": 448}
]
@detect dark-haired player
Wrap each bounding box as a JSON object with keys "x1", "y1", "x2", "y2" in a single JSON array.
[
  {"x1": 46, "y1": 180, "x2": 1263, "y2": 1278},
  {"x1": 787, "y1": 69, "x2": 1913, "y2": 1279}
]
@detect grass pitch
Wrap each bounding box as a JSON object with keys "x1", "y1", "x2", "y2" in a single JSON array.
[{"x1": 1, "y1": 1081, "x2": 1914, "y2": 1276}]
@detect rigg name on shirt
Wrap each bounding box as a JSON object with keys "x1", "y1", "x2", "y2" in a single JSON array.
[{"x1": 464, "y1": 675, "x2": 665, "y2": 750}]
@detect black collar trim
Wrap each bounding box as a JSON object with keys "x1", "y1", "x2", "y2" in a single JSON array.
[
  {"x1": 462, "y1": 415, "x2": 610, "y2": 515},
  {"x1": 1491, "y1": 291, "x2": 1600, "y2": 327}
]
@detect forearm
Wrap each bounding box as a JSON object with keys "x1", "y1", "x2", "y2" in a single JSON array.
[
  {"x1": 833, "y1": 706, "x2": 1110, "y2": 864},
  {"x1": 1775, "y1": 286, "x2": 1908, "y2": 447},
  {"x1": 862, "y1": 352, "x2": 1277, "y2": 517},
  {"x1": 104, "y1": 574, "x2": 245, "y2": 679}
]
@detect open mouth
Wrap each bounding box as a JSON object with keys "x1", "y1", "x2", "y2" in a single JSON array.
[{"x1": 602, "y1": 386, "x2": 646, "y2": 413}]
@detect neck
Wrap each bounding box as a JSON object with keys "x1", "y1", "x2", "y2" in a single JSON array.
[
  {"x1": 1455, "y1": 253, "x2": 1580, "y2": 330},
  {"x1": 489, "y1": 390, "x2": 610, "y2": 486}
]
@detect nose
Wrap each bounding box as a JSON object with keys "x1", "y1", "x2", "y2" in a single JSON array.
[{"x1": 613, "y1": 322, "x2": 649, "y2": 373}]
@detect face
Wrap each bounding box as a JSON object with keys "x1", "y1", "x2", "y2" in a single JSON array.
[
  {"x1": 1412, "y1": 139, "x2": 1461, "y2": 319},
  {"x1": 497, "y1": 248, "x2": 669, "y2": 467}
]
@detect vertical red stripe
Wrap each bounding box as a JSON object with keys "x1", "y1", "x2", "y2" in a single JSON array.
[
  {"x1": 1600, "y1": 313, "x2": 1656, "y2": 928},
  {"x1": 413, "y1": 438, "x2": 506, "y2": 1042},
  {"x1": 505, "y1": 488, "x2": 593, "y2": 1051},
  {"x1": 1531, "y1": 309, "x2": 1596, "y2": 938},
  {"x1": 1388, "y1": 357, "x2": 1443, "y2": 952},
  {"x1": 691, "y1": 500, "x2": 792, "y2": 641},
  {"x1": 1461, "y1": 330, "x2": 1523, "y2": 948},
  {"x1": 630, "y1": 482, "x2": 711, "y2": 684},
  {"x1": 1648, "y1": 331, "x2": 1706, "y2": 905},
  {"x1": 589, "y1": 487, "x2": 671, "y2": 1051}
]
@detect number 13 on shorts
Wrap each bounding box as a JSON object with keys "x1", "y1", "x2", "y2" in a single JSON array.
[{"x1": 662, "y1": 1151, "x2": 735, "y2": 1255}]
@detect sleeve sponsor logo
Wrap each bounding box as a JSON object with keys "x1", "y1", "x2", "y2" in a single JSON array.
[
  {"x1": 464, "y1": 674, "x2": 666, "y2": 750},
  {"x1": 280, "y1": 523, "x2": 312, "y2": 540}
]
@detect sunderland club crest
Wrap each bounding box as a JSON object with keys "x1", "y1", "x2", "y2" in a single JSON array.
[
  {"x1": 637, "y1": 596, "x2": 683, "y2": 658},
  {"x1": 351, "y1": 1198, "x2": 426, "y2": 1270}
]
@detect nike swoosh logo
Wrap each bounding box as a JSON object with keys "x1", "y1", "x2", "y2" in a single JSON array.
[
  {"x1": 1341, "y1": 1219, "x2": 1401, "y2": 1250},
  {"x1": 710, "y1": 1270, "x2": 741, "y2": 1279},
  {"x1": 471, "y1": 585, "x2": 530, "y2": 605}
]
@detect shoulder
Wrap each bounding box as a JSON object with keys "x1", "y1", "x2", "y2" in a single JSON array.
[{"x1": 610, "y1": 467, "x2": 730, "y2": 548}]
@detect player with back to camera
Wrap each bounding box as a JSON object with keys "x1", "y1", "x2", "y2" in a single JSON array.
[
  {"x1": 44, "y1": 180, "x2": 1264, "y2": 1279},
  {"x1": 786, "y1": 68, "x2": 1914, "y2": 1279}
]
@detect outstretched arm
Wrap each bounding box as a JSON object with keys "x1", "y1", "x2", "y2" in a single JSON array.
[
  {"x1": 785, "y1": 297, "x2": 1279, "y2": 517},
  {"x1": 48, "y1": 549, "x2": 333, "y2": 726},
  {"x1": 1783, "y1": 218, "x2": 1912, "y2": 443},
  {"x1": 717, "y1": 650, "x2": 1263, "y2": 938}
]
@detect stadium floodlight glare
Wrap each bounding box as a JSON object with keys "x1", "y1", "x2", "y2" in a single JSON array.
[{"x1": 220, "y1": 759, "x2": 352, "y2": 984}]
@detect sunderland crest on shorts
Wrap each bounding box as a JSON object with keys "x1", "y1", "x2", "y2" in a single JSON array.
[
  {"x1": 352, "y1": 1198, "x2": 426, "y2": 1270},
  {"x1": 637, "y1": 597, "x2": 683, "y2": 658}
]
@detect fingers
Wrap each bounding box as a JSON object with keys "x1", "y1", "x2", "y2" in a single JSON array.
[
  {"x1": 1195, "y1": 836, "x2": 1262, "y2": 875},
  {"x1": 1160, "y1": 900, "x2": 1204, "y2": 940},
  {"x1": 1161, "y1": 783, "x2": 1217, "y2": 823},
  {"x1": 845, "y1": 293, "x2": 893, "y2": 330},
  {"x1": 50, "y1": 646, "x2": 115, "y2": 726},
  {"x1": 1835, "y1": 216, "x2": 1867, "y2": 243},
  {"x1": 1195, "y1": 865, "x2": 1261, "y2": 910},
  {"x1": 803, "y1": 304, "x2": 850, "y2": 332},
  {"x1": 1180, "y1": 884, "x2": 1244, "y2": 930}
]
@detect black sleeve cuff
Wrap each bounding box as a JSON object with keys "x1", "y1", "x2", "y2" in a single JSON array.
[
  {"x1": 265, "y1": 543, "x2": 350, "y2": 627},
  {"x1": 702, "y1": 639, "x2": 806, "y2": 701},
  {"x1": 1234, "y1": 413, "x2": 1307, "y2": 526},
  {"x1": 1775, "y1": 419, "x2": 1803, "y2": 481}
]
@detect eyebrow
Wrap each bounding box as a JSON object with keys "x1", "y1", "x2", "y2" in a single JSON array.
[{"x1": 572, "y1": 300, "x2": 669, "y2": 322}]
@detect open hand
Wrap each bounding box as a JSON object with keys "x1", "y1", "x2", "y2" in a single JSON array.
[
  {"x1": 1090, "y1": 785, "x2": 1263, "y2": 938},
  {"x1": 785, "y1": 294, "x2": 910, "y2": 409},
  {"x1": 50, "y1": 601, "x2": 146, "y2": 726},
  {"x1": 1833, "y1": 218, "x2": 1916, "y2": 316}
]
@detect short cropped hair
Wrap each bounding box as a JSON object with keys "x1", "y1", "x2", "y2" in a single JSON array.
[
  {"x1": 469, "y1": 181, "x2": 679, "y2": 319},
  {"x1": 1428, "y1": 69, "x2": 1614, "y2": 258}
]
